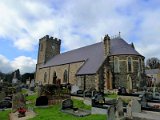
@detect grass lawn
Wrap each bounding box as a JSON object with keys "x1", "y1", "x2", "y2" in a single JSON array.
[
  {"x1": 0, "y1": 109, "x2": 11, "y2": 120},
  {"x1": 28, "y1": 104, "x2": 106, "y2": 120},
  {"x1": 26, "y1": 94, "x2": 106, "y2": 120},
  {"x1": 107, "y1": 94, "x2": 118, "y2": 99}
]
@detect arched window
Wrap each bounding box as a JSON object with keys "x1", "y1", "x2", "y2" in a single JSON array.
[
  {"x1": 114, "y1": 57, "x2": 119, "y2": 73},
  {"x1": 128, "y1": 57, "x2": 132, "y2": 72},
  {"x1": 63, "y1": 70, "x2": 68, "y2": 83},
  {"x1": 53, "y1": 71, "x2": 57, "y2": 84},
  {"x1": 44, "y1": 72, "x2": 47, "y2": 83}
]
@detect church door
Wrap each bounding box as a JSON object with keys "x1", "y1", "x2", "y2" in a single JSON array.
[{"x1": 106, "y1": 71, "x2": 112, "y2": 90}]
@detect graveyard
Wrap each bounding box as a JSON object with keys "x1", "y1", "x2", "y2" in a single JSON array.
[
  {"x1": 0, "y1": 66, "x2": 160, "y2": 120},
  {"x1": 0, "y1": 80, "x2": 160, "y2": 120}
]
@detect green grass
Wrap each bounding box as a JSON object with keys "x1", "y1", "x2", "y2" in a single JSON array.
[
  {"x1": 21, "y1": 89, "x2": 28, "y2": 94},
  {"x1": 0, "y1": 109, "x2": 11, "y2": 120},
  {"x1": 107, "y1": 94, "x2": 118, "y2": 99},
  {"x1": 29, "y1": 104, "x2": 106, "y2": 120},
  {"x1": 105, "y1": 93, "x2": 118, "y2": 99},
  {"x1": 26, "y1": 93, "x2": 37, "y2": 107},
  {"x1": 26, "y1": 96, "x2": 106, "y2": 120},
  {"x1": 26, "y1": 94, "x2": 37, "y2": 103}
]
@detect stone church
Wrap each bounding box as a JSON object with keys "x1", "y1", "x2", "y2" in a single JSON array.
[{"x1": 35, "y1": 34, "x2": 145, "y2": 92}]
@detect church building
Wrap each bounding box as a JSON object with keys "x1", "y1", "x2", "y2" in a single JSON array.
[{"x1": 35, "y1": 34, "x2": 145, "y2": 92}]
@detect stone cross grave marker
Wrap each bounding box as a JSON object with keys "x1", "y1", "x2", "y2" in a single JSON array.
[
  {"x1": 61, "y1": 99, "x2": 73, "y2": 110},
  {"x1": 12, "y1": 93, "x2": 26, "y2": 112},
  {"x1": 116, "y1": 98, "x2": 124, "y2": 119},
  {"x1": 107, "y1": 105, "x2": 115, "y2": 120},
  {"x1": 131, "y1": 99, "x2": 141, "y2": 113}
]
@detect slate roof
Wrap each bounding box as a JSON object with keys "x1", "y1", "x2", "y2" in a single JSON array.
[
  {"x1": 41, "y1": 37, "x2": 143, "y2": 75},
  {"x1": 145, "y1": 69, "x2": 160, "y2": 74}
]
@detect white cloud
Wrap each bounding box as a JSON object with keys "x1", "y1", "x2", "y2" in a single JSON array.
[
  {"x1": 0, "y1": 0, "x2": 160, "y2": 59},
  {"x1": 0, "y1": 54, "x2": 36, "y2": 74},
  {"x1": 0, "y1": 55, "x2": 13, "y2": 73}
]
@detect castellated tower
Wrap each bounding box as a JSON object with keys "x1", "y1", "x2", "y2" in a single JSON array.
[{"x1": 37, "y1": 35, "x2": 61, "y2": 64}]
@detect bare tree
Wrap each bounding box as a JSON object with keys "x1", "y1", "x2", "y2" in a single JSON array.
[{"x1": 146, "y1": 57, "x2": 160, "y2": 69}]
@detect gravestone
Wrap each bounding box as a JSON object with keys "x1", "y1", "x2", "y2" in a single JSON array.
[
  {"x1": 30, "y1": 79, "x2": 35, "y2": 91},
  {"x1": 116, "y1": 98, "x2": 124, "y2": 119},
  {"x1": 12, "y1": 93, "x2": 26, "y2": 112},
  {"x1": 0, "y1": 91, "x2": 6, "y2": 101},
  {"x1": 127, "y1": 101, "x2": 133, "y2": 119},
  {"x1": 71, "y1": 85, "x2": 79, "y2": 94},
  {"x1": 121, "y1": 87, "x2": 127, "y2": 94},
  {"x1": 131, "y1": 99, "x2": 141, "y2": 113},
  {"x1": 36, "y1": 96, "x2": 48, "y2": 106},
  {"x1": 37, "y1": 85, "x2": 43, "y2": 97},
  {"x1": 61, "y1": 99, "x2": 73, "y2": 110},
  {"x1": 12, "y1": 72, "x2": 18, "y2": 84},
  {"x1": 77, "y1": 90, "x2": 83, "y2": 94},
  {"x1": 92, "y1": 93, "x2": 105, "y2": 107},
  {"x1": 84, "y1": 90, "x2": 92, "y2": 97},
  {"x1": 0, "y1": 100, "x2": 12, "y2": 109},
  {"x1": 141, "y1": 95, "x2": 147, "y2": 107},
  {"x1": 108, "y1": 105, "x2": 115, "y2": 120}
]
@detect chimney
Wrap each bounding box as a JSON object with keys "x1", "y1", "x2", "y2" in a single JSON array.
[{"x1": 103, "y1": 34, "x2": 110, "y2": 56}]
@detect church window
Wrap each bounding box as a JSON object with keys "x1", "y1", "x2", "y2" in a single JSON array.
[
  {"x1": 53, "y1": 71, "x2": 57, "y2": 84},
  {"x1": 114, "y1": 57, "x2": 119, "y2": 73},
  {"x1": 128, "y1": 57, "x2": 132, "y2": 72},
  {"x1": 63, "y1": 70, "x2": 68, "y2": 83},
  {"x1": 44, "y1": 72, "x2": 47, "y2": 83}
]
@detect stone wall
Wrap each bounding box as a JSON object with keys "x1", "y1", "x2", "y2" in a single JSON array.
[
  {"x1": 108, "y1": 55, "x2": 145, "y2": 89},
  {"x1": 36, "y1": 61, "x2": 84, "y2": 85},
  {"x1": 76, "y1": 74, "x2": 97, "y2": 90}
]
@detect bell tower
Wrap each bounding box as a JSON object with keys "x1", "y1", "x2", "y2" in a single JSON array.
[{"x1": 37, "y1": 35, "x2": 61, "y2": 64}]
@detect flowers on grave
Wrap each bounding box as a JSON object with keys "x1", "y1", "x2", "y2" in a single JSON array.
[{"x1": 18, "y1": 107, "x2": 26, "y2": 115}]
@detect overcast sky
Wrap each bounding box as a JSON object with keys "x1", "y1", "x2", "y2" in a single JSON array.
[{"x1": 0, "y1": 0, "x2": 160, "y2": 74}]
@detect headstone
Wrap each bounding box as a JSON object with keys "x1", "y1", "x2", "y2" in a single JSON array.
[
  {"x1": 121, "y1": 87, "x2": 127, "y2": 94},
  {"x1": 61, "y1": 99, "x2": 73, "y2": 110},
  {"x1": 37, "y1": 85, "x2": 43, "y2": 97},
  {"x1": 0, "y1": 100, "x2": 12, "y2": 109},
  {"x1": 84, "y1": 90, "x2": 92, "y2": 97},
  {"x1": 71, "y1": 85, "x2": 79, "y2": 94},
  {"x1": 141, "y1": 95, "x2": 147, "y2": 107},
  {"x1": 131, "y1": 99, "x2": 141, "y2": 113},
  {"x1": 92, "y1": 93, "x2": 105, "y2": 107},
  {"x1": 0, "y1": 91, "x2": 6, "y2": 101},
  {"x1": 91, "y1": 90, "x2": 97, "y2": 97},
  {"x1": 77, "y1": 90, "x2": 83, "y2": 94},
  {"x1": 36, "y1": 96, "x2": 48, "y2": 106},
  {"x1": 12, "y1": 72, "x2": 18, "y2": 84},
  {"x1": 108, "y1": 105, "x2": 115, "y2": 120},
  {"x1": 116, "y1": 98, "x2": 124, "y2": 119},
  {"x1": 12, "y1": 93, "x2": 26, "y2": 112},
  {"x1": 30, "y1": 79, "x2": 35, "y2": 91},
  {"x1": 127, "y1": 101, "x2": 133, "y2": 119}
]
